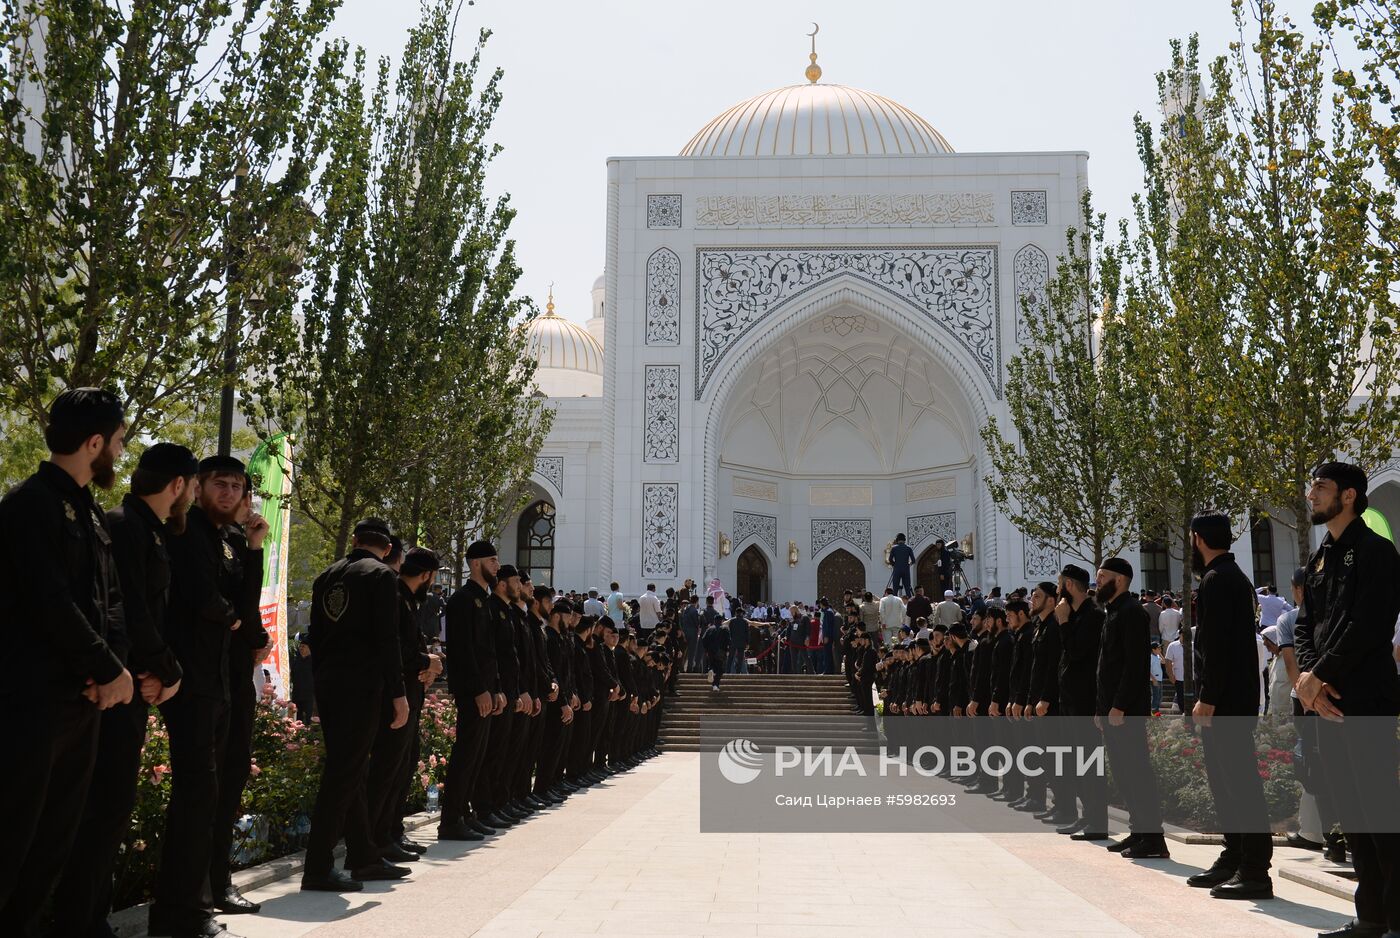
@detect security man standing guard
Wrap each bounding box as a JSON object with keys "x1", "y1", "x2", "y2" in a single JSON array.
[
  {"x1": 1295, "y1": 463, "x2": 1400, "y2": 938},
  {"x1": 300, "y1": 518, "x2": 410, "y2": 892},
  {"x1": 1186, "y1": 512, "x2": 1274, "y2": 899},
  {"x1": 53, "y1": 442, "x2": 194, "y2": 937},
  {"x1": 1054, "y1": 564, "x2": 1106, "y2": 840},
  {"x1": 0, "y1": 389, "x2": 132, "y2": 937}
]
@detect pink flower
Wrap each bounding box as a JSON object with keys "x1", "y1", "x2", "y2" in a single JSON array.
[
  {"x1": 429, "y1": 754, "x2": 439, "y2": 767},
  {"x1": 420, "y1": 773, "x2": 430, "y2": 789},
  {"x1": 151, "y1": 764, "x2": 170, "y2": 784},
  {"x1": 250, "y1": 763, "x2": 262, "y2": 776},
  {"x1": 286, "y1": 742, "x2": 301, "y2": 751},
  {"x1": 311, "y1": 716, "x2": 321, "y2": 724}
]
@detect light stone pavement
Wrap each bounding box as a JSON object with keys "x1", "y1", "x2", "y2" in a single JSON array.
[{"x1": 157, "y1": 753, "x2": 1356, "y2": 938}]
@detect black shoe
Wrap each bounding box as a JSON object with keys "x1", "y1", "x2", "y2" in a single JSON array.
[
  {"x1": 399, "y1": 838, "x2": 427, "y2": 855},
  {"x1": 147, "y1": 916, "x2": 244, "y2": 938},
  {"x1": 1287, "y1": 831, "x2": 1325, "y2": 850},
  {"x1": 992, "y1": 791, "x2": 1017, "y2": 802},
  {"x1": 484, "y1": 811, "x2": 516, "y2": 828},
  {"x1": 971, "y1": 783, "x2": 998, "y2": 796},
  {"x1": 1120, "y1": 837, "x2": 1171, "y2": 859},
  {"x1": 437, "y1": 821, "x2": 485, "y2": 841},
  {"x1": 1007, "y1": 796, "x2": 1029, "y2": 809},
  {"x1": 1186, "y1": 864, "x2": 1237, "y2": 888},
  {"x1": 1325, "y1": 835, "x2": 1348, "y2": 865},
  {"x1": 1056, "y1": 819, "x2": 1087, "y2": 835},
  {"x1": 1033, "y1": 807, "x2": 1059, "y2": 820},
  {"x1": 301, "y1": 869, "x2": 364, "y2": 892},
  {"x1": 1318, "y1": 921, "x2": 1386, "y2": 938},
  {"x1": 1015, "y1": 801, "x2": 1047, "y2": 813},
  {"x1": 350, "y1": 859, "x2": 411, "y2": 881},
  {"x1": 1071, "y1": 830, "x2": 1110, "y2": 841},
  {"x1": 503, "y1": 803, "x2": 531, "y2": 819},
  {"x1": 526, "y1": 794, "x2": 552, "y2": 809},
  {"x1": 1210, "y1": 874, "x2": 1273, "y2": 900},
  {"x1": 381, "y1": 843, "x2": 418, "y2": 863},
  {"x1": 467, "y1": 817, "x2": 498, "y2": 836},
  {"x1": 1107, "y1": 834, "x2": 1142, "y2": 854},
  {"x1": 215, "y1": 885, "x2": 261, "y2": 914}
]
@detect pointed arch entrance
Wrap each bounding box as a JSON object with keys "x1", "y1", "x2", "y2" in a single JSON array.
[
  {"x1": 817, "y1": 549, "x2": 865, "y2": 603},
  {"x1": 916, "y1": 544, "x2": 945, "y2": 597},
  {"x1": 736, "y1": 544, "x2": 769, "y2": 604},
  {"x1": 517, "y1": 500, "x2": 555, "y2": 587}
]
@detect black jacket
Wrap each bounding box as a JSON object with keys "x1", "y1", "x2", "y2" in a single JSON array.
[
  {"x1": 106, "y1": 495, "x2": 182, "y2": 686},
  {"x1": 223, "y1": 525, "x2": 268, "y2": 700},
  {"x1": 308, "y1": 548, "x2": 403, "y2": 698},
  {"x1": 990, "y1": 630, "x2": 1015, "y2": 708},
  {"x1": 444, "y1": 579, "x2": 499, "y2": 700},
  {"x1": 489, "y1": 594, "x2": 521, "y2": 699},
  {"x1": 1194, "y1": 553, "x2": 1261, "y2": 715},
  {"x1": 1028, "y1": 615, "x2": 1061, "y2": 711},
  {"x1": 0, "y1": 461, "x2": 125, "y2": 698},
  {"x1": 397, "y1": 580, "x2": 432, "y2": 707},
  {"x1": 545, "y1": 625, "x2": 572, "y2": 704},
  {"x1": 1010, "y1": 624, "x2": 1035, "y2": 707},
  {"x1": 1058, "y1": 597, "x2": 1102, "y2": 716},
  {"x1": 1295, "y1": 516, "x2": 1400, "y2": 714},
  {"x1": 969, "y1": 633, "x2": 994, "y2": 706},
  {"x1": 167, "y1": 506, "x2": 240, "y2": 700},
  {"x1": 1095, "y1": 593, "x2": 1151, "y2": 716},
  {"x1": 571, "y1": 633, "x2": 593, "y2": 705}
]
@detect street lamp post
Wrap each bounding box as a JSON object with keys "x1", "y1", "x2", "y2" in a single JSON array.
[{"x1": 217, "y1": 159, "x2": 249, "y2": 457}]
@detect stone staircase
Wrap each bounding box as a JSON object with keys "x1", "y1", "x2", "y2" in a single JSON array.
[{"x1": 660, "y1": 672, "x2": 877, "y2": 752}]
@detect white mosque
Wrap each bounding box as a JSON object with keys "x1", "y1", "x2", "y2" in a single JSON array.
[{"x1": 494, "y1": 44, "x2": 1400, "y2": 603}]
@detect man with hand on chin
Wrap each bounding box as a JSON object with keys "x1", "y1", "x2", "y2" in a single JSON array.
[{"x1": 1295, "y1": 463, "x2": 1400, "y2": 938}]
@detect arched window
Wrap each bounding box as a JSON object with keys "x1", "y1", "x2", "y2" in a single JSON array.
[
  {"x1": 1140, "y1": 528, "x2": 1170, "y2": 593},
  {"x1": 517, "y1": 500, "x2": 555, "y2": 588},
  {"x1": 1250, "y1": 512, "x2": 1275, "y2": 589}
]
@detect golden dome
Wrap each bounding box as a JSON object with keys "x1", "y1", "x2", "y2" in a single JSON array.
[{"x1": 680, "y1": 83, "x2": 953, "y2": 158}]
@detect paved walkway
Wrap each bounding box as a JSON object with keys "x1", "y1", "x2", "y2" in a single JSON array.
[{"x1": 154, "y1": 753, "x2": 1355, "y2": 938}]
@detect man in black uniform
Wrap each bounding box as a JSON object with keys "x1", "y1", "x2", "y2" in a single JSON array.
[
  {"x1": 1007, "y1": 600, "x2": 1041, "y2": 812},
  {"x1": 53, "y1": 442, "x2": 194, "y2": 937},
  {"x1": 1185, "y1": 513, "x2": 1273, "y2": 899},
  {"x1": 965, "y1": 617, "x2": 995, "y2": 793},
  {"x1": 1054, "y1": 564, "x2": 1106, "y2": 840},
  {"x1": 439, "y1": 540, "x2": 503, "y2": 840},
  {"x1": 535, "y1": 592, "x2": 576, "y2": 802},
  {"x1": 300, "y1": 518, "x2": 410, "y2": 892},
  {"x1": 149, "y1": 455, "x2": 257, "y2": 938},
  {"x1": 1294, "y1": 463, "x2": 1400, "y2": 938},
  {"x1": 1028, "y1": 582, "x2": 1071, "y2": 825},
  {"x1": 367, "y1": 547, "x2": 442, "y2": 863},
  {"x1": 1095, "y1": 557, "x2": 1167, "y2": 859},
  {"x1": 852, "y1": 631, "x2": 876, "y2": 716},
  {"x1": 0, "y1": 389, "x2": 132, "y2": 937},
  {"x1": 209, "y1": 482, "x2": 269, "y2": 916},
  {"x1": 563, "y1": 612, "x2": 596, "y2": 785},
  {"x1": 590, "y1": 619, "x2": 621, "y2": 777},
  {"x1": 986, "y1": 608, "x2": 1020, "y2": 801}
]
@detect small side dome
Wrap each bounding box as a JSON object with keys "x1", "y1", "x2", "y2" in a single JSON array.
[{"x1": 522, "y1": 287, "x2": 604, "y2": 398}]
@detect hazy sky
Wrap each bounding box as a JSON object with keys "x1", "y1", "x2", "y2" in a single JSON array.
[{"x1": 333, "y1": 0, "x2": 1324, "y2": 325}]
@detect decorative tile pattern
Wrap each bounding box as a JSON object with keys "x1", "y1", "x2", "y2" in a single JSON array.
[
  {"x1": 641, "y1": 483, "x2": 679, "y2": 578},
  {"x1": 643, "y1": 365, "x2": 680, "y2": 463},
  {"x1": 1013, "y1": 244, "x2": 1050, "y2": 345},
  {"x1": 1011, "y1": 190, "x2": 1048, "y2": 226},
  {"x1": 694, "y1": 193, "x2": 996, "y2": 228},
  {"x1": 733, "y1": 511, "x2": 777, "y2": 554},
  {"x1": 645, "y1": 247, "x2": 681, "y2": 345},
  {"x1": 1024, "y1": 535, "x2": 1061, "y2": 580},
  {"x1": 810, "y1": 314, "x2": 878, "y2": 337},
  {"x1": 809, "y1": 485, "x2": 873, "y2": 507},
  {"x1": 905, "y1": 477, "x2": 957, "y2": 502},
  {"x1": 907, "y1": 512, "x2": 958, "y2": 550},
  {"x1": 732, "y1": 477, "x2": 778, "y2": 501},
  {"x1": 812, "y1": 519, "x2": 872, "y2": 559},
  {"x1": 646, "y1": 194, "x2": 682, "y2": 229},
  {"x1": 533, "y1": 456, "x2": 564, "y2": 496},
  {"x1": 696, "y1": 246, "x2": 1000, "y2": 398}
]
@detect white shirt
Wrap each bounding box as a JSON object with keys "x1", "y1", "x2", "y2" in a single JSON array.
[
  {"x1": 605, "y1": 591, "x2": 627, "y2": 621},
  {"x1": 583, "y1": 597, "x2": 606, "y2": 618},
  {"x1": 1165, "y1": 639, "x2": 1184, "y2": 683},
  {"x1": 1256, "y1": 633, "x2": 1269, "y2": 712},
  {"x1": 1256, "y1": 591, "x2": 1293, "y2": 628},
  {"x1": 637, "y1": 590, "x2": 662, "y2": 628},
  {"x1": 879, "y1": 594, "x2": 906, "y2": 630},
  {"x1": 1149, "y1": 653, "x2": 1163, "y2": 683},
  {"x1": 779, "y1": 606, "x2": 792, "y2": 621},
  {"x1": 1158, "y1": 608, "x2": 1183, "y2": 645}
]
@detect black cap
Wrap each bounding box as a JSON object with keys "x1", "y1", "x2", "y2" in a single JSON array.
[
  {"x1": 1100, "y1": 557, "x2": 1134, "y2": 581},
  {"x1": 45, "y1": 388, "x2": 125, "y2": 453},
  {"x1": 948, "y1": 623, "x2": 969, "y2": 638},
  {"x1": 198, "y1": 454, "x2": 246, "y2": 476},
  {"x1": 497, "y1": 564, "x2": 521, "y2": 581},
  {"x1": 138, "y1": 442, "x2": 199, "y2": 477},
  {"x1": 353, "y1": 517, "x2": 391, "y2": 539},
  {"x1": 465, "y1": 539, "x2": 497, "y2": 560},
  {"x1": 1060, "y1": 564, "x2": 1091, "y2": 585},
  {"x1": 932, "y1": 623, "x2": 948, "y2": 634},
  {"x1": 401, "y1": 547, "x2": 441, "y2": 576},
  {"x1": 534, "y1": 585, "x2": 554, "y2": 601}
]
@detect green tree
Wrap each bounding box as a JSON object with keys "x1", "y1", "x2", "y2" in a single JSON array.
[
  {"x1": 1221, "y1": 0, "x2": 1400, "y2": 564},
  {"x1": 0, "y1": 0, "x2": 337, "y2": 440},
  {"x1": 257, "y1": 1, "x2": 549, "y2": 559},
  {"x1": 981, "y1": 191, "x2": 1135, "y2": 570}
]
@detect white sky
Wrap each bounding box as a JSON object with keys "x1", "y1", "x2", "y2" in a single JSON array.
[{"x1": 334, "y1": 0, "x2": 1323, "y2": 325}]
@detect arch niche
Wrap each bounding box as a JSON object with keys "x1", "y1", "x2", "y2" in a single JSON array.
[
  {"x1": 736, "y1": 544, "x2": 770, "y2": 604},
  {"x1": 916, "y1": 544, "x2": 945, "y2": 597},
  {"x1": 818, "y1": 549, "x2": 866, "y2": 603}
]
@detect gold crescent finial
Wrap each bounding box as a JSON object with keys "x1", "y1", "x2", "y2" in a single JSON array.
[
  {"x1": 546, "y1": 282, "x2": 556, "y2": 316},
  {"x1": 805, "y1": 23, "x2": 822, "y2": 83}
]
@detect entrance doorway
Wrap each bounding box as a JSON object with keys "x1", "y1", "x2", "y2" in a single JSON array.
[
  {"x1": 736, "y1": 545, "x2": 769, "y2": 604},
  {"x1": 817, "y1": 548, "x2": 865, "y2": 603},
  {"x1": 916, "y1": 545, "x2": 944, "y2": 597}
]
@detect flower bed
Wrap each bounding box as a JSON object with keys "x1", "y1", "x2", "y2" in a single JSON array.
[{"x1": 114, "y1": 691, "x2": 458, "y2": 911}]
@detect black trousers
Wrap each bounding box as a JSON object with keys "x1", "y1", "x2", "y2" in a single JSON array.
[
  {"x1": 1103, "y1": 720, "x2": 1162, "y2": 835},
  {"x1": 51, "y1": 697, "x2": 150, "y2": 936},
  {"x1": 590, "y1": 699, "x2": 613, "y2": 770},
  {"x1": 536, "y1": 705, "x2": 568, "y2": 793},
  {"x1": 151, "y1": 693, "x2": 229, "y2": 931},
  {"x1": 1201, "y1": 720, "x2": 1272, "y2": 876},
  {"x1": 440, "y1": 700, "x2": 490, "y2": 825},
  {"x1": 367, "y1": 691, "x2": 419, "y2": 852},
  {"x1": 210, "y1": 667, "x2": 256, "y2": 892},
  {"x1": 565, "y1": 705, "x2": 592, "y2": 778},
  {"x1": 304, "y1": 676, "x2": 381, "y2": 875},
  {"x1": 1070, "y1": 715, "x2": 1106, "y2": 829},
  {"x1": 477, "y1": 709, "x2": 519, "y2": 813},
  {"x1": 517, "y1": 711, "x2": 545, "y2": 800},
  {"x1": 0, "y1": 696, "x2": 99, "y2": 937},
  {"x1": 1318, "y1": 713, "x2": 1400, "y2": 930}
]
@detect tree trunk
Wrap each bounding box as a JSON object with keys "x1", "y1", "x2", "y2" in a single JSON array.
[
  {"x1": 1177, "y1": 517, "x2": 1195, "y2": 713},
  {"x1": 1293, "y1": 492, "x2": 1312, "y2": 571}
]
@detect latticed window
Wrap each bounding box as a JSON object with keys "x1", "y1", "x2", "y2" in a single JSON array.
[
  {"x1": 1250, "y1": 512, "x2": 1275, "y2": 589},
  {"x1": 1140, "y1": 530, "x2": 1170, "y2": 593},
  {"x1": 518, "y1": 500, "x2": 555, "y2": 588}
]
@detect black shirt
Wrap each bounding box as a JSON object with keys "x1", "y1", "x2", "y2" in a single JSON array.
[
  {"x1": 1058, "y1": 597, "x2": 1102, "y2": 716},
  {"x1": 1194, "y1": 552, "x2": 1261, "y2": 715},
  {"x1": 444, "y1": 579, "x2": 499, "y2": 699},
  {"x1": 308, "y1": 548, "x2": 403, "y2": 698},
  {"x1": 1010, "y1": 623, "x2": 1035, "y2": 707},
  {"x1": 166, "y1": 506, "x2": 240, "y2": 700},
  {"x1": 1095, "y1": 593, "x2": 1151, "y2": 716},
  {"x1": 106, "y1": 494, "x2": 182, "y2": 685},
  {"x1": 1029, "y1": 615, "x2": 1061, "y2": 710}
]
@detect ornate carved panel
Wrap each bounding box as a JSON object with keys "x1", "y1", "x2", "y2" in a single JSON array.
[
  {"x1": 1013, "y1": 244, "x2": 1050, "y2": 345},
  {"x1": 1024, "y1": 534, "x2": 1061, "y2": 580},
  {"x1": 907, "y1": 512, "x2": 958, "y2": 550},
  {"x1": 646, "y1": 194, "x2": 682, "y2": 229},
  {"x1": 1011, "y1": 190, "x2": 1048, "y2": 226},
  {"x1": 641, "y1": 483, "x2": 679, "y2": 578},
  {"x1": 643, "y1": 365, "x2": 680, "y2": 463},
  {"x1": 809, "y1": 485, "x2": 873, "y2": 507},
  {"x1": 694, "y1": 193, "x2": 996, "y2": 228},
  {"x1": 645, "y1": 247, "x2": 681, "y2": 345},
  {"x1": 812, "y1": 519, "x2": 872, "y2": 559},
  {"x1": 905, "y1": 477, "x2": 956, "y2": 502},
  {"x1": 733, "y1": 477, "x2": 778, "y2": 501},
  {"x1": 733, "y1": 511, "x2": 777, "y2": 554},
  {"x1": 809, "y1": 314, "x2": 877, "y2": 337},
  {"x1": 533, "y1": 456, "x2": 564, "y2": 496},
  {"x1": 695, "y1": 246, "x2": 1001, "y2": 398}
]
